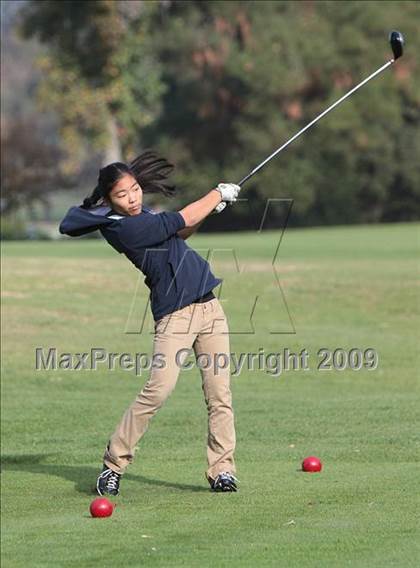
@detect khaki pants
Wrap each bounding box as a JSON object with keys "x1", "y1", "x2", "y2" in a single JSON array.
[{"x1": 103, "y1": 297, "x2": 236, "y2": 482}]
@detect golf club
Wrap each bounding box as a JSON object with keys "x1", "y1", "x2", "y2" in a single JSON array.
[{"x1": 215, "y1": 30, "x2": 404, "y2": 212}]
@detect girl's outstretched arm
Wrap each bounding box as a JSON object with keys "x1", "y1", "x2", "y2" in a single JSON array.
[
  {"x1": 178, "y1": 183, "x2": 239, "y2": 227},
  {"x1": 178, "y1": 189, "x2": 222, "y2": 227}
]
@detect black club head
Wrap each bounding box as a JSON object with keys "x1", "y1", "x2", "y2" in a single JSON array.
[{"x1": 389, "y1": 30, "x2": 404, "y2": 60}]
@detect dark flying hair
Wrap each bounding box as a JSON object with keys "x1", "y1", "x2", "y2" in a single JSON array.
[{"x1": 81, "y1": 150, "x2": 177, "y2": 209}]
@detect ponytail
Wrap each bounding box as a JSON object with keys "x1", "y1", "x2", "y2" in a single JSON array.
[
  {"x1": 129, "y1": 150, "x2": 177, "y2": 197},
  {"x1": 81, "y1": 185, "x2": 104, "y2": 210}
]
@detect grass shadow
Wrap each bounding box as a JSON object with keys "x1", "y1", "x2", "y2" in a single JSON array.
[{"x1": 1, "y1": 454, "x2": 210, "y2": 495}]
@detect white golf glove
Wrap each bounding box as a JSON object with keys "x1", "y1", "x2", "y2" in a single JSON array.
[{"x1": 215, "y1": 183, "x2": 241, "y2": 202}]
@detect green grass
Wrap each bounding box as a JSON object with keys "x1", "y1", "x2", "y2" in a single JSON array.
[{"x1": 1, "y1": 222, "x2": 420, "y2": 567}]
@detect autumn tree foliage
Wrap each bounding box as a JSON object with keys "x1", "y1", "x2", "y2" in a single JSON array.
[{"x1": 5, "y1": 0, "x2": 420, "y2": 226}]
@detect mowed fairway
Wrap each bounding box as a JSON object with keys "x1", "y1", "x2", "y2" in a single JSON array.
[{"x1": 1, "y1": 223, "x2": 419, "y2": 567}]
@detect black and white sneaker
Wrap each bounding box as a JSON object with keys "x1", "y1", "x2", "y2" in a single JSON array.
[
  {"x1": 209, "y1": 472, "x2": 239, "y2": 492},
  {"x1": 96, "y1": 465, "x2": 121, "y2": 496}
]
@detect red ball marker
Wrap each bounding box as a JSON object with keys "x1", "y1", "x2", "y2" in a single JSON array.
[
  {"x1": 90, "y1": 498, "x2": 114, "y2": 518},
  {"x1": 302, "y1": 456, "x2": 322, "y2": 473}
]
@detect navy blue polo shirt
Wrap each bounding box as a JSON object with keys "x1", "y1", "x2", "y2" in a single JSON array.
[{"x1": 59, "y1": 204, "x2": 222, "y2": 321}]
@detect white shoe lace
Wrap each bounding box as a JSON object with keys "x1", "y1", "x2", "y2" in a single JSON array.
[
  {"x1": 214, "y1": 471, "x2": 240, "y2": 486},
  {"x1": 106, "y1": 471, "x2": 120, "y2": 490},
  {"x1": 100, "y1": 468, "x2": 120, "y2": 491}
]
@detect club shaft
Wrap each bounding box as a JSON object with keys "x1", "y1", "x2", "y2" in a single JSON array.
[{"x1": 238, "y1": 59, "x2": 394, "y2": 187}]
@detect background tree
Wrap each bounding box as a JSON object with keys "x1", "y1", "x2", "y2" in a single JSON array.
[
  {"x1": 4, "y1": 0, "x2": 420, "y2": 227},
  {"x1": 142, "y1": 1, "x2": 420, "y2": 226},
  {"x1": 1, "y1": 115, "x2": 72, "y2": 216},
  {"x1": 18, "y1": 0, "x2": 166, "y2": 175}
]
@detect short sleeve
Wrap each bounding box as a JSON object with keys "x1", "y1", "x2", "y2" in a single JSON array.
[{"x1": 119, "y1": 211, "x2": 186, "y2": 249}]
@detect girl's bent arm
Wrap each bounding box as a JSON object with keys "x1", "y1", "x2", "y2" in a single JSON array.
[
  {"x1": 178, "y1": 189, "x2": 222, "y2": 227},
  {"x1": 177, "y1": 220, "x2": 205, "y2": 240}
]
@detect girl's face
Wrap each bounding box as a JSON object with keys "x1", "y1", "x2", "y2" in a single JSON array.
[{"x1": 106, "y1": 174, "x2": 143, "y2": 216}]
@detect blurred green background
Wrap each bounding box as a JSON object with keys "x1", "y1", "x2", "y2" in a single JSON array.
[{"x1": 1, "y1": 0, "x2": 420, "y2": 238}]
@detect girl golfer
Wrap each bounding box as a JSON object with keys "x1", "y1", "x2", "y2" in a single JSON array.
[{"x1": 59, "y1": 151, "x2": 240, "y2": 494}]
